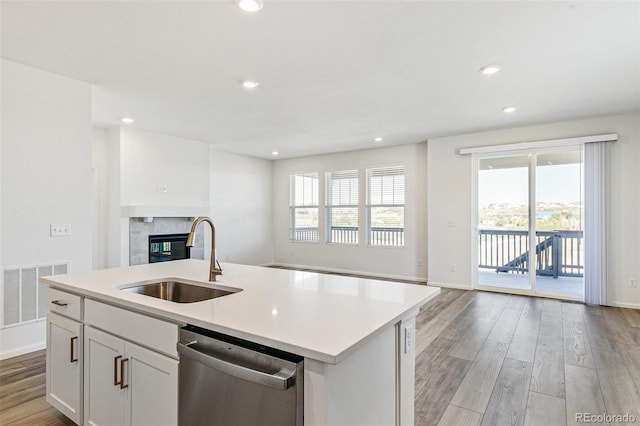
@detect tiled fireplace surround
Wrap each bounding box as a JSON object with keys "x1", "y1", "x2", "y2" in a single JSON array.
[{"x1": 129, "y1": 217, "x2": 205, "y2": 266}]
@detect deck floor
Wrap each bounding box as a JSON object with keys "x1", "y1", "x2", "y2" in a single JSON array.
[{"x1": 478, "y1": 269, "x2": 584, "y2": 298}]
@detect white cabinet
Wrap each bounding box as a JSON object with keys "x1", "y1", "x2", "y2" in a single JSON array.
[
  {"x1": 46, "y1": 290, "x2": 179, "y2": 426},
  {"x1": 46, "y1": 311, "x2": 83, "y2": 424},
  {"x1": 125, "y1": 341, "x2": 178, "y2": 426},
  {"x1": 84, "y1": 326, "x2": 178, "y2": 426},
  {"x1": 84, "y1": 327, "x2": 126, "y2": 426}
]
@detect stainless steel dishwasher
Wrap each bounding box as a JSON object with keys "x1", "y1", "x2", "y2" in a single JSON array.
[{"x1": 177, "y1": 325, "x2": 304, "y2": 426}]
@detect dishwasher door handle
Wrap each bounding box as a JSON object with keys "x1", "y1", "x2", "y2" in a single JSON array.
[{"x1": 177, "y1": 342, "x2": 297, "y2": 390}]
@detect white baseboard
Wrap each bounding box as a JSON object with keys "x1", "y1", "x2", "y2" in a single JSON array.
[
  {"x1": 0, "y1": 320, "x2": 47, "y2": 360},
  {"x1": 0, "y1": 342, "x2": 46, "y2": 361},
  {"x1": 609, "y1": 301, "x2": 640, "y2": 310},
  {"x1": 426, "y1": 281, "x2": 473, "y2": 290},
  {"x1": 264, "y1": 262, "x2": 427, "y2": 284}
]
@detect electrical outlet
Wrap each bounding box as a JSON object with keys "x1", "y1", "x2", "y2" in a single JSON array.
[
  {"x1": 450, "y1": 264, "x2": 456, "y2": 272},
  {"x1": 447, "y1": 220, "x2": 456, "y2": 227},
  {"x1": 404, "y1": 324, "x2": 415, "y2": 353},
  {"x1": 50, "y1": 223, "x2": 71, "y2": 237},
  {"x1": 417, "y1": 259, "x2": 423, "y2": 267},
  {"x1": 630, "y1": 278, "x2": 638, "y2": 288}
]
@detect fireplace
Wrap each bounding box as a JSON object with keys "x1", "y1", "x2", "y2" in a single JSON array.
[
  {"x1": 149, "y1": 233, "x2": 191, "y2": 263},
  {"x1": 129, "y1": 217, "x2": 204, "y2": 266}
]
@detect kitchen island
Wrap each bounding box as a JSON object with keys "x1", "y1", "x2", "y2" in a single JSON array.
[{"x1": 41, "y1": 259, "x2": 439, "y2": 425}]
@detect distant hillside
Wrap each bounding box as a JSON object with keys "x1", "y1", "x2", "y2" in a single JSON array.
[{"x1": 479, "y1": 203, "x2": 582, "y2": 231}]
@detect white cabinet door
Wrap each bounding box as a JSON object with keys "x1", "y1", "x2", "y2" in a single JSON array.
[
  {"x1": 126, "y1": 342, "x2": 178, "y2": 426},
  {"x1": 84, "y1": 326, "x2": 178, "y2": 426},
  {"x1": 47, "y1": 312, "x2": 83, "y2": 424},
  {"x1": 84, "y1": 327, "x2": 126, "y2": 426}
]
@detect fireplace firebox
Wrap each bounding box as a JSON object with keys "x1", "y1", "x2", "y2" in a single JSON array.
[{"x1": 149, "y1": 233, "x2": 191, "y2": 263}]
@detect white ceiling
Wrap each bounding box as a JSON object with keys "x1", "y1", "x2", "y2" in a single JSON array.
[{"x1": 2, "y1": 1, "x2": 638, "y2": 159}]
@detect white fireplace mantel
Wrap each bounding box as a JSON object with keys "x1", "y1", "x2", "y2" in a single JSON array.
[{"x1": 121, "y1": 205, "x2": 209, "y2": 219}]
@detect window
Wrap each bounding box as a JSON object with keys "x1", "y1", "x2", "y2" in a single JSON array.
[
  {"x1": 367, "y1": 165, "x2": 405, "y2": 246},
  {"x1": 290, "y1": 173, "x2": 319, "y2": 242},
  {"x1": 326, "y1": 170, "x2": 359, "y2": 244}
]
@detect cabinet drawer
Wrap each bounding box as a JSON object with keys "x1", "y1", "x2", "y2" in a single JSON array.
[
  {"x1": 47, "y1": 288, "x2": 82, "y2": 321},
  {"x1": 84, "y1": 299, "x2": 179, "y2": 358}
]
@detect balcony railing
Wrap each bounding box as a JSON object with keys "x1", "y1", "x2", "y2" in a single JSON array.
[
  {"x1": 293, "y1": 226, "x2": 404, "y2": 246},
  {"x1": 329, "y1": 226, "x2": 358, "y2": 244},
  {"x1": 369, "y1": 227, "x2": 404, "y2": 246},
  {"x1": 292, "y1": 227, "x2": 319, "y2": 242},
  {"x1": 479, "y1": 229, "x2": 584, "y2": 278}
]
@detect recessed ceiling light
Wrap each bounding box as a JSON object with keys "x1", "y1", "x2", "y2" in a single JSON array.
[
  {"x1": 502, "y1": 106, "x2": 517, "y2": 114},
  {"x1": 271, "y1": 151, "x2": 279, "y2": 156},
  {"x1": 241, "y1": 80, "x2": 259, "y2": 89},
  {"x1": 480, "y1": 64, "x2": 501, "y2": 75},
  {"x1": 121, "y1": 117, "x2": 134, "y2": 124},
  {"x1": 237, "y1": 0, "x2": 263, "y2": 13},
  {"x1": 373, "y1": 137, "x2": 384, "y2": 142}
]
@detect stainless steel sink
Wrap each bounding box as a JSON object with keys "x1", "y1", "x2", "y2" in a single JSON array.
[{"x1": 120, "y1": 280, "x2": 240, "y2": 303}]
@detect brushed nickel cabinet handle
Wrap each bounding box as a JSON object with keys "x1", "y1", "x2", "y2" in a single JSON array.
[
  {"x1": 51, "y1": 300, "x2": 68, "y2": 307},
  {"x1": 70, "y1": 336, "x2": 78, "y2": 363},
  {"x1": 120, "y1": 358, "x2": 129, "y2": 389},
  {"x1": 114, "y1": 355, "x2": 122, "y2": 386}
]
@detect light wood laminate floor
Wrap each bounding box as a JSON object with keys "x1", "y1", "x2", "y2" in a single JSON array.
[
  {"x1": 415, "y1": 288, "x2": 640, "y2": 426},
  {"x1": 0, "y1": 349, "x2": 73, "y2": 425},
  {"x1": 1, "y1": 287, "x2": 639, "y2": 426}
]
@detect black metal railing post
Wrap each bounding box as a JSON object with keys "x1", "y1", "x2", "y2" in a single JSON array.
[{"x1": 552, "y1": 233, "x2": 562, "y2": 279}]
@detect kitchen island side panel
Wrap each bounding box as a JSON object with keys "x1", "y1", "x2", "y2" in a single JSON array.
[{"x1": 304, "y1": 324, "x2": 398, "y2": 426}]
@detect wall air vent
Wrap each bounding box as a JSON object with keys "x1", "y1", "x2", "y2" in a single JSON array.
[{"x1": 1, "y1": 262, "x2": 69, "y2": 329}]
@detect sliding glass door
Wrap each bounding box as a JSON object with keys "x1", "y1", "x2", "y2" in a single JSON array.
[
  {"x1": 474, "y1": 147, "x2": 584, "y2": 300},
  {"x1": 477, "y1": 154, "x2": 532, "y2": 291},
  {"x1": 534, "y1": 151, "x2": 584, "y2": 297}
]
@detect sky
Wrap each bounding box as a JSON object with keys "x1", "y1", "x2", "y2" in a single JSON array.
[{"x1": 479, "y1": 163, "x2": 582, "y2": 208}]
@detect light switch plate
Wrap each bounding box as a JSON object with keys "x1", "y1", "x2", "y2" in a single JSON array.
[{"x1": 50, "y1": 223, "x2": 71, "y2": 237}]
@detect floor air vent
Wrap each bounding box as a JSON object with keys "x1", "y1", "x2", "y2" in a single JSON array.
[{"x1": 1, "y1": 262, "x2": 69, "y2": 329}]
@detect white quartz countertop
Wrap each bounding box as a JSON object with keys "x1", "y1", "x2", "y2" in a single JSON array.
[{"x1": 41, "y1": 260, "x2": 439, "y2": 364}]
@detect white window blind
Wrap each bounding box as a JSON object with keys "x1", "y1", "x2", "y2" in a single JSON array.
[
  {"x1": 326, "y1": 170, "x2": 359, "y2": 244},
  {"x1": 367, "y1": 165, "x2": 405, "y2": 247},
  {"x1": 290, "y1": 173, "x2": 319, "y2": 242}
]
